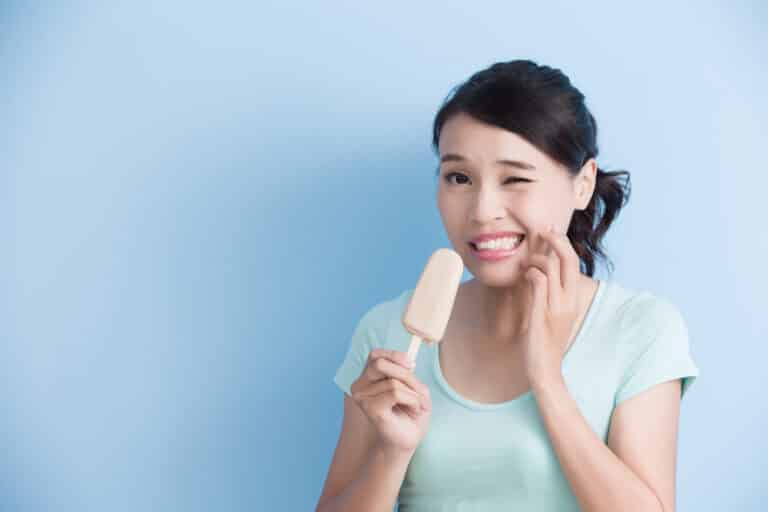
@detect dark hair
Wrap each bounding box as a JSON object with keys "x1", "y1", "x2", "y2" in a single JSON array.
[{"x1": 431, "y1": 59, "x2": 631, "y2": 278}]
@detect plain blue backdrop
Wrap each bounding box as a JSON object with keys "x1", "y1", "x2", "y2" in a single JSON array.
[{"x1": 2, "y1": 1, "x2": 765, "y2": 510}]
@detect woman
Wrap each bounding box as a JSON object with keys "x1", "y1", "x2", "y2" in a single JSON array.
[{"x1": 317, "y1": 59, "x2": 700, "y2": 511}]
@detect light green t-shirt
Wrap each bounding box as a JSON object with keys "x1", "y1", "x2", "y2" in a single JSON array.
[{"x1": 333, "y1": 278, "x2": 700, "y2": 511}]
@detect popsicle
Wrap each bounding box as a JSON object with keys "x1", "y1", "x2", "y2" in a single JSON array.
[{"x1": 402, "y1": 248, "x2": 464, "y2": 365}]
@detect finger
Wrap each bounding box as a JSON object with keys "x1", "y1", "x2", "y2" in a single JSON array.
[
  {"x1": 542, "y1": 227, "x2": 562, "y2": 309},
  {"x1": 356, "y1": 377, "x2": 425, "y2": 404},
  {"x1": 526, "y1": 252, "x2": 559, "y2": 309},
  {"x1": 364, "y1": 349, "x2": 416, "y2": 385},
  {"x1": 365, "y1": 356, "x2": 431, "y2": 398},
  {"x1": 354, "y1": 377, "x2": 425, "y2": 406},
  {"x1": 548, "y1": 249, "x2": 561, "y2": 310},
  {"x1": 540, "y1": 227, "x2": 577, "y2": 290},
  {"x1": 368, "y1": 348, "x2": 415, "y2": 371},
  {"x1": 532, "y1": 229, "x2": 548, "y2": 256},
  {"x1": 526, "y1": 253, "x2": 557, "y2": 277},
  {"x1": 526, "y1": 266, "x2": 547, "y2": 324},
  {"x1": 363, "y1": 383, "x2": 425, "y2": 417}
]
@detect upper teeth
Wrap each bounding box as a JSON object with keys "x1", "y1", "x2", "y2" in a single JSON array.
[{"x1": 475, "y1": 236, "x2": 524, "y2": 250}]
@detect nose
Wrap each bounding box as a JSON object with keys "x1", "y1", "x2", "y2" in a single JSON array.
[{"x1": 468, "y1": 184, "x2": 506, "y2": 223}]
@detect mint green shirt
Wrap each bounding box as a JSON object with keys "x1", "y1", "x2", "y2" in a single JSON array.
[{"x1": 333, "y1": 279, "x2": 700, "y2": 511}]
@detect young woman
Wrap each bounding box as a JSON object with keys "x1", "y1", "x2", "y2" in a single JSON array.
[{"x1": 317, "y1": 59, "x2": 700, "y2": 512}]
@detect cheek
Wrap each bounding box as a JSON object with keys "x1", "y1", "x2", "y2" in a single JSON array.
[
  {"x1": 436, "y1": 192, "x2": 452, "y2": 220},
  {"x1": 437, "y1": 187, "x2": 465, "y2": 211},
  {"x1": 519, "y1": 188, "x2": 566, "y2": 216},
  {"x1": 436, "y1": 197, "x2": 464, "y2": 237},
  {"x1": 505, "y1": 194, "x2": 539, "y2": 220}
]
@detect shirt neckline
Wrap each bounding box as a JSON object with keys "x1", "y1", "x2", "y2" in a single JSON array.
[{"x1": 432, "y1": 278, "x2": 608, "y2": 411}]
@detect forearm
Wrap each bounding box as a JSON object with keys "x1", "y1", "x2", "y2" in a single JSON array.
[
  {"x1": 318, "y1": 444, "x2": 412, "y2": 512},
  {"x1": 531, "y1": 375, "x2": 662, "y2": 512}
]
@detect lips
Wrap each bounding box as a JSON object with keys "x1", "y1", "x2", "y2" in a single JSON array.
[
  {"x1": 468, "y1": 236, "x2": 526, "y2": 261},
  {"x1": 469, "y1": 231, "x2": 526, "y2": 244},
  {"x1": 468, "y1": 235, "x2": 526, "y2": 251},
  {"x1": 468, "y1": 236, "x2": 525, "y2": 251}
]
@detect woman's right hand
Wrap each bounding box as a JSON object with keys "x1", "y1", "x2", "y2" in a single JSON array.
[{"x1": 350, "y1": 348, "x2": 432, "y2": 456}]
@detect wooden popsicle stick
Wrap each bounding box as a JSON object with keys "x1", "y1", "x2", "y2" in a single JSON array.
[{"x1": 406, "y1": 334, "x2": 422, "y2": 367}]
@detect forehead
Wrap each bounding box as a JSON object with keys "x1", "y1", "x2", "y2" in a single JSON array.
[{"x1": 438, "y1": 112, "x2": 552, "y2": 169}]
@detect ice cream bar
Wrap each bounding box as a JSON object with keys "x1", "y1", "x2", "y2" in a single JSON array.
[{"x1": 402, "y1": 248, "x2": 464, "y2": 365}]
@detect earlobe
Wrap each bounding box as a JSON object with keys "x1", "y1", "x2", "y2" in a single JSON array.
[
  {"x1": 576, "y1": 160, "x2": 597, "y2": 210},
  {"x1": 573, "y1": 180, "x2": 589, "y2": 211},
  {"x1": 579, "y1": 180, "x2": 596, "y2": 210}
]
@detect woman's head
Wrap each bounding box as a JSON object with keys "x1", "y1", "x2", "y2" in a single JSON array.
[{"x1": 432, "y1": 59, "x2": 630, "y2": 284}]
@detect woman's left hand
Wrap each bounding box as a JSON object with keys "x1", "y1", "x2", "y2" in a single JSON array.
[{"x1": 521, "y1": 224, "x2": 583, "y2": 388}]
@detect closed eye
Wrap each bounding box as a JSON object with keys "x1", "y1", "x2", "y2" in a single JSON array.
[{"x1": 443, "y1": 171, "x2": 532, "y2": 185}]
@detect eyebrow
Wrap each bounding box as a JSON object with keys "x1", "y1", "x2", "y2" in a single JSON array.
[{"x1": 439, "y1": 153, "x2": 536, "y2": 171}]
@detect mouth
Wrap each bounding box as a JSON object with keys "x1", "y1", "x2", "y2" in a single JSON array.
[
  {"x1": 468, "y1": 235, "x2": 526, "y2": 261},
  {"x1": 468, "y1": 234, "x2": 525, "y2": 251}
]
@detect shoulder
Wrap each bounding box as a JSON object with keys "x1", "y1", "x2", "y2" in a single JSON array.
[
  {"x1": 607, "y1": 282, "x2": 689, "y2": 356},
  {"x1": 621, "y1": 289, "x2": 686, "y2": 334},
  {"x1": 601, "y1": 280, "x2": 684, "y2": 327},
  {"x1": 596, "y1": 280, "x2": 687, "y2": 347}
]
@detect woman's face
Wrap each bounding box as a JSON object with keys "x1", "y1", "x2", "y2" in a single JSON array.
[{"x1": 436, "y1": 112, "x2": 596, "y2": 287}]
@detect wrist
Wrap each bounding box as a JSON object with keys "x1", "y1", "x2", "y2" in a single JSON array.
[
  {"x1": 374, "y1": 442, "x2": 416, "y2": 464},
  {"x1": 530, "y1": 370, "x2": 563, "y2": 393}
]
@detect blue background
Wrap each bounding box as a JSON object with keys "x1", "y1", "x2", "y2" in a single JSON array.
[{"x1": 2, "y1": 1, "x2": 765, "y2": 510}]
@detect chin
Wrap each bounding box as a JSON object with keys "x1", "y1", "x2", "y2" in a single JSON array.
[{"x1": 468, "y1": 264, "x2": 527, "y2": 289}]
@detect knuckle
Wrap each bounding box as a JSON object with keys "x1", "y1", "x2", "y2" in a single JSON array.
[{"x1": 395, "y1": 388, "x2": 412, "y2": 402}]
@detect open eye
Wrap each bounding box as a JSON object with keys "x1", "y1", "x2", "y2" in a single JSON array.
[{"x1": 444, "y1": 171, "x2": 469, "y2": 185}]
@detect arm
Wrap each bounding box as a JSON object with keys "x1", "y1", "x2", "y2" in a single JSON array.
[
  {"x1": 318, "y1": 444, "x2": 413, "y2": 512},
  {"x1": 531, "y1": 374, "x2": 671, "y2": 512}
]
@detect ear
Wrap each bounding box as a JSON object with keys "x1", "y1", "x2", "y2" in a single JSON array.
[{"x1": 574, "y1": 158, "x2": 597, "y2": 211}]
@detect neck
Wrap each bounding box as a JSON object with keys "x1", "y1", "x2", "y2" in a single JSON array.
[{"x1": 462, "y1": 273, "x2": 592, "y2": 351}]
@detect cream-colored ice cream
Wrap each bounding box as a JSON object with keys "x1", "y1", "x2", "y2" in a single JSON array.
[{"x1": 402, "y1": 248, "x2": 464, "y2": 364}]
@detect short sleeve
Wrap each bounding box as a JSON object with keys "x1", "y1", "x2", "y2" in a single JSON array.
[
  {"x1": 333, "y1": 306, "x2": 384, "y2": 397},
  {"x1": 614, "y1": 297, "x2": 700, "y2": 407}
]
